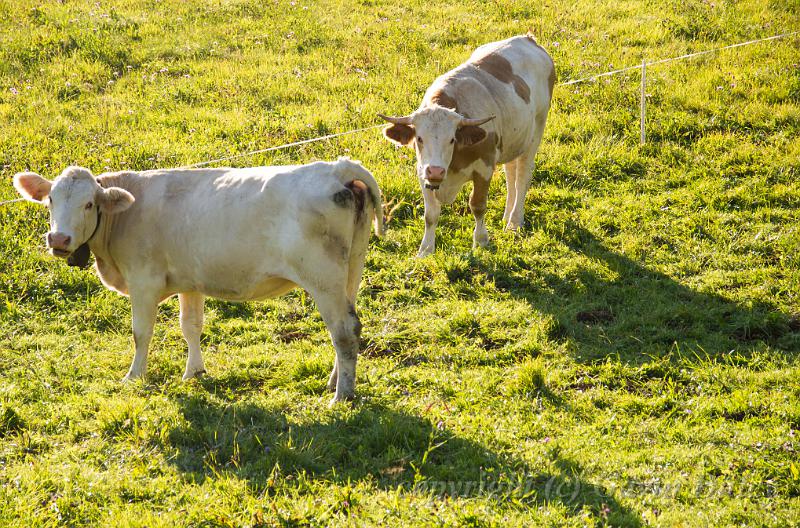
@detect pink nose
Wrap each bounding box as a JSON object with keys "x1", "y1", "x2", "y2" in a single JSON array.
[
  {"x1": 425, "y1": 166, "x2": 446, "y2": 182},
  {"x1": 47, "y1": 232, "x2": 71, "y2": 250}
]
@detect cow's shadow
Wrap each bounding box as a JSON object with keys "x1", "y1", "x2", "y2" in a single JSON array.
[
  {"x1": 470, "y1": 219, "x2": 799, "y2": 364},
  {"x1": 166, "y1": 395, "x2": 641, "y2": 525}
]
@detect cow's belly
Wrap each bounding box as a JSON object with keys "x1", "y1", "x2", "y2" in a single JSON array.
[
  {"x1": 164, "y1": 252, "x2": 297, "y2": 302},
  {"x1": 496, "y1": 124, "x2": 537, "y2": 164},
  {"x1": 168, "y1": 262, "x2": 298, "y2": 301},
  {"x1": 200, "y1": 276, "x2": 297, "y2": 302}
]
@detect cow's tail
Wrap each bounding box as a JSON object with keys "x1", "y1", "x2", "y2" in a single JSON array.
[
  {"x1": 333, "y1": 157, "x2": 383, "y2": 304},
  {"x1": 334, "y1": 157, "x2": 384, "y2": 237}
]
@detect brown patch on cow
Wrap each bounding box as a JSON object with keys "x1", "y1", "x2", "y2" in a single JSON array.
[
  {"x1": 450, "y1": 132, "x2": 497, "y2": 173},
  {"x1": 455, "y1": 125, "x2": 487, "y2": 147},
  {"x1": 344, "y1": 179, "x2": 368, "y2": 221},
  {"x1": 430, "y1": 89, "x2": 457, "y2": 111},
  {"x1": 474, "y1": 53, "x2": 530, "y2": 104},
  {"x1": 469, "y1": 171, "x2": 490, "y2": 216},
  {"x1": 384, "y1": 124, "x2": 415, "y2": 146}
]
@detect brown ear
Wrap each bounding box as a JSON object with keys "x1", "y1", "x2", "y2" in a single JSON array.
[
  {"x1": 13, "y1": 172, "x2": 51, "y2": 203},
  {"x1": 96, "y1": 187, "x2": 135, "y2": 214},
  {"x1": 383, "y1": 124, "x2": 415, "y2": 146},
  {"x1": 455, "y1": 126, "x2": 488, "y2": 147}
]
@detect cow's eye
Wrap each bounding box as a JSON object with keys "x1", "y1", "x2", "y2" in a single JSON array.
[
  {"x1": 416, "y1": 136, "x2": 423, "y2": 144},
  {"x1": 85, "y1": 202, "x2": 93, "y2": 210},
  {"x1": 450, "y1": 138, "x2": 455, "y2": 144}
]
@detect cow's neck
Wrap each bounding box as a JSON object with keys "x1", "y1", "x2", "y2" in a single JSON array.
[
  {"x1": 87, "y1": 174, "x2": 132, "y2": 294},
  {"x1": 87, "y1": 210, "x2": 115, "y2": 263}
]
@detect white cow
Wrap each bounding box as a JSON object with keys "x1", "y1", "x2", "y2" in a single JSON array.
[
  {"x1": 379, "y1": 33, "x2": 555, "y2": 256},
  {"x1": 13, "y1": 159, "x2": 383, "y2": 404}
]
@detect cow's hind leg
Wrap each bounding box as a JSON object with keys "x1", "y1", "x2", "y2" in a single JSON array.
[
  {"x1": 328, "y1": 198, "x2": 372, "y2": 394},
  {"x1": 179, "y1": 292, "x2": 206, "y2": 380},
  {"x1": 502, "y1": 160, "x2": 518, "y2": 224},
  {"x1": 123, "y1": 287, "x2": 160, "y2": 382},
  {"x1": 470, "y1": 173, "x2": 491, "y2": 248},
  {"x1": 311, "y1": 288, "x2": 361, "y2": 405},
  {"x1": 507, "y1": 114, "x2": 547, "y2": 230}
]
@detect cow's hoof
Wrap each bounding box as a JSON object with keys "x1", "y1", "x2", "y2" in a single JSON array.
[
  {"x1": 473, "y1": 233, "x2": 490, "y2": 248},
  {"x1": 329, "y1": 392, "x2": 355, "y2": 407},
  {"x1": 121, "y1": 373, "x2": 143, "y2": 383},
  {"x1": 182, "y1": 369, "x2": 206, "y2": 381},
  {"x1": 416, "y1": 248, "x2": 434, "y2": 258},
  {"x1": 505, "y1": 222, "x2": 523, "y2": 232}
]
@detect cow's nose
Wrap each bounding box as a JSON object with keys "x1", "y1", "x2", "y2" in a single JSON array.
[
  {"x1": 425, "y1": 166, "x2": 446, "y2": 182},
  {"x1": 47, "y1": 232, "x2": 71, "y2": 250}
]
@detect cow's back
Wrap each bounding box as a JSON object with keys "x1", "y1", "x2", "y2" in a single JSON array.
[
  {"x1": 99, "y1": 163, "x2": 356, "y2": 300},
  {"x1": 425, "y1": 35, "x2": 554, "y2": 164}
]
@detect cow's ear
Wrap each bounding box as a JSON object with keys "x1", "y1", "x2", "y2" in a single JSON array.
[
  {"x1": 383, "y1": 124, "x2": 415, "y2": 147},
  {"x1": 13, "y1": 172, "x2": 51, "y2": 203},
  {"x1": 97, "y1": 187, "x2": 135, "y2": 214},
  {"x1": 455, "y1": 125, "x2": 487, "y2": 147}
]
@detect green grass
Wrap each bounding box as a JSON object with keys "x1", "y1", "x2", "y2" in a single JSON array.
[{"x1": 1, "y1": 0, "x2": 799, "y2": 526}]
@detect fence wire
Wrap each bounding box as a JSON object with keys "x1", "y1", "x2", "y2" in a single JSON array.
[{"x1": 1, "y1": 29, "x2": 797, "y2": 207}]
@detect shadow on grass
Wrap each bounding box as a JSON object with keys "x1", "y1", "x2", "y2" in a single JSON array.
[
  {"x1": 166, "y1": 395, "x2": 641, "y2": 525},
  {"x1": 475, "y1": 220, "x2": 800, "y2": 363}
]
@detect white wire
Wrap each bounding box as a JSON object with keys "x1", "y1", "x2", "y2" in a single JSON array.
[
  {"x1": 1, "y1": 29, "x2": 797, "y2": 204},
  {"x1": 559, "y1": 30, "x2": 799, "y2": 86},
  {"x1": 182, "y1": 30, "x2": 800, "y2": 167},
  {"x1": 180, "y1": 124, "x2": 385, "y2": 168}
]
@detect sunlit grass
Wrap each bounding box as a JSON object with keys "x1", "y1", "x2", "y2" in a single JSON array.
[{"x1": 1, "y1": 0, "x2": 799, "y2": 526}]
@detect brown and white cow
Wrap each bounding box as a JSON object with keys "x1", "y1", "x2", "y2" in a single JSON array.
[
  {"x1": 379, "y1": 33, "x2": 555, "y2": 256},
  {"x1": 13, "y1": 159, "x2": 383, "y2": 404}
]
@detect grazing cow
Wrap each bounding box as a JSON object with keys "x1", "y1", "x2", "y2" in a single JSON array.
[
  {"x1": 379, "y1": 33, "x2": 555, "y2": 256},
  {"x1": 13, "y1": 159, "x2": 383, "y2": 404}
]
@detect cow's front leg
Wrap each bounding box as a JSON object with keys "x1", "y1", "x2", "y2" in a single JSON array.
[
  {"x1": 179, "y1": 292, "x2": 206, "y2": 381},
  {"x1": 123, "y1": 288, "x2": 160, "y2": 382},
  {"x1": 418, "y1": 186, "x2": 441, "y2": 257},
  {"x1": 470, "y1": 174, "x2": 491, "y2": 248}
]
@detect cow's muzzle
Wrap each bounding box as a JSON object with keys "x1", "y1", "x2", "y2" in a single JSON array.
[
  {"x1": 47, "y1": 232, "x2": 72, "y2": 254},
  {"x1": 423, "y1": 169, "x2": 445, "y2": 191}
]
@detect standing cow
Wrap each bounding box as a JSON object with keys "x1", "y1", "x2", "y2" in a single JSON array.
[
  {"x1": 379, "y1": 33, "x2": 555, "y2": 256},
  {"x1": 13, "y1": 159, "x2": 383, "y2": 404}
]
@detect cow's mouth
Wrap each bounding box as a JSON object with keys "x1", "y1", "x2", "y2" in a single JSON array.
[
  {"x1": 424, "y1": 183, "x2": 440, "y2": 190},
  {"x1": 51, "y1": 248, "x2": 71, "y2": 258}
]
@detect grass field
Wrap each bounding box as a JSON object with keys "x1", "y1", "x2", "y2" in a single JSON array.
[{"x1": 1, "y1": 0, "x2": 799, "y2": 526}]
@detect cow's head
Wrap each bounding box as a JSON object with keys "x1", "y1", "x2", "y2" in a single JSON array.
[
  {"x1": 379, "y1": 106, "x2": 494, "y2": 189},
  {"x1": 13, "y1": 166, "x2": 134, "y2": 259}
]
